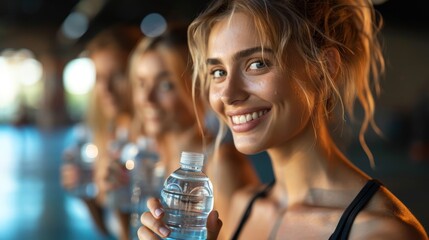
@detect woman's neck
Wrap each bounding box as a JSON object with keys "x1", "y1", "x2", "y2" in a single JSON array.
[
  {"x1": 156, "y1": 124, "x2": 203, "y2": 174},
  {"x1": 267, "y1": 120, "x2": 347, "y2": 205}
]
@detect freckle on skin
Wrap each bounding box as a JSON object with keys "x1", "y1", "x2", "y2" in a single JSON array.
[{"x1": 211, "y1": 91, "x2": 222, "y2": 100}]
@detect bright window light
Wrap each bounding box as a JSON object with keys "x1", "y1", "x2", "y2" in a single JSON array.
[
  {"x1": 17, "y1": 58, "x2": 43, "y2": 86},
  {"x1": 63, "y1": 58, "x2": 95, "y2": 95},
  {"x1": 0, "y1": 57, "x2": 19, "y2": 108}
]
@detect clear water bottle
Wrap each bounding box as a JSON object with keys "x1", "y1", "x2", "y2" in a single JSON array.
[
  {"x1": 105, "y1": 127, "x2": 133, "y2": 212},
  {"x1": 62, "y1": 123, "x2": 98, "y2": 198},
  {"x1": 129, "y1": 136, "x2": 164, "y2": 240},
  {"x1": 161, "y1": 151, "x2": 214, "y2": 240}
]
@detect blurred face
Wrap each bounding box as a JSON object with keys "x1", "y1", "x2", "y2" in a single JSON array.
[
  {"x1": 132, "y1": 51, "x2": 195, "y2": 137},
  {"x1": 207, "y1": 13, "x2": 314, "y2": 154},
  {"x1": 92, "y1": 49, "x2": 128, "y2": 119}
]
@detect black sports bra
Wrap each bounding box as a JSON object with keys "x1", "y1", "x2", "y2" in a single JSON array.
[{"x1": 231, "y1": 179, "x2": 381, "y2": 240}]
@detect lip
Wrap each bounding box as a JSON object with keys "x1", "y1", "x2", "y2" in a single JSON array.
[{"x1": 226, "y1": 107, "x2": 271, "y2": 133}]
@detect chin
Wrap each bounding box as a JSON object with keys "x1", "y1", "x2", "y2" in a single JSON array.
[
  {"x1": 232, "y1": 134, "x2": 267, "y2": 155},
  {"x1": 234, "y1": 142, "x2": 263, "y2": 155},
  {"x1": 144, "y1": 126, "x2": 162, "y2": 138},
  {"x1": 102, "y1": 108, "x2": 117, "y2": 119}
]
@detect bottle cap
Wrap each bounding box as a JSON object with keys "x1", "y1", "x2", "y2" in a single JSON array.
[{"x1": 180, "y1": 151, "x2": 204, "y2": 167}]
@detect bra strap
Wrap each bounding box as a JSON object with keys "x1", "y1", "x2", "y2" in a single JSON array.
[
  {"x1": 231, "y1": 179, "x2": 275, "y2": 240},
  {"x1": 329, "y1": 179, "x2": 381, "y2": 240}
]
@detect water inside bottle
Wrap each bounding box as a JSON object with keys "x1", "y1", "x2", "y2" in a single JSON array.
[{"x1": 161, "y1": 189, "x2": 214, "y2": 240}]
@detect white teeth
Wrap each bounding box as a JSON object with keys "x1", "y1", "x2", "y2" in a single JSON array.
[
  {"x1": 252, "y1": 112, "x2": 258, "y2": 119},
  {"x1": 232, "y1": 116, "x2": 239, "y2": 123},
  {"x1": 239, "y1": 115, "x2": 246, "y2": 124},
  {"x1": 231, "y1": 110, "x2": 268, "y2": 124}
]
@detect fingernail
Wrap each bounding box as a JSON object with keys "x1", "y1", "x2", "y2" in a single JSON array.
[
  {"x1": 154, "y1": 208, "x2": 164, "y2": 218},
  {"x1": 159, "y1": 226, "x2": 170, "y2": 237}
]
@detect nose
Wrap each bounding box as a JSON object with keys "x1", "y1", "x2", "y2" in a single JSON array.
[
  {"x1": 107, "y1": 78, "x2": 115, "y2": 95},
  {"x1": 142, "y1": 83, "x2": 158, "y2": 103},
  {"x1": 219, "y1": 70, "x2": 249, "y2": 105},
  {"x1": 107, "y1": 73, "x2": 123, "y2": 95}
]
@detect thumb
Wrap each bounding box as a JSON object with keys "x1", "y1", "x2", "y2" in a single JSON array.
[{"x1": 207, "y1": 210, "x2": 222, "y2": 240}]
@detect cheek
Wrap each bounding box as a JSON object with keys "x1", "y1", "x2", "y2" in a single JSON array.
[
  {"x1": 132, "y1": 89, "x2": 143, "y2": 107},
  {"x1": 166, "y1": 98, "x2": 179, "y2": 111},
  {"x1": 209, "y1": 83, "x2": 222, "y2": 98},
  {"x1": 94, "y1": 82, "x2": 105, "y2": 95},
  {"x1": 288, "y1": 81, "x2": 315, "y2": 117},
  {"x1": 159, "y1": 93, "x2": 184, "y2": 112},
  {"x1": 209, "y1": 87, "x2": 223, "y2": 114},
  {"x1": 279, "y1": 83, "x2": 314, "y2": 132}
]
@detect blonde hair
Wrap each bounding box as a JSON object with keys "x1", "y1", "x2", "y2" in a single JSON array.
[
  {"x1": 188, "y1": 0, "x2": 385, "y2": 166},
  {"x1": 128, "y1": 24, "x2": 207, "y2": 139},
  {"x1": 85, "y1": 24, "x2": 140, "y2": 151}
]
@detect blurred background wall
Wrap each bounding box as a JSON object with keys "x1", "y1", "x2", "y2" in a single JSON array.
[{"x1": 0, "y1": 0, "x2": 428, "y2": 239}]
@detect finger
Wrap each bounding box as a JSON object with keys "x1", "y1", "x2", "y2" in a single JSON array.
[
  {"x1": 61, "y1": 166, "x2": 79, "y2": 188},
  {"x1": 146, "y1": 198, "x2": 164, "y2": 219},
  {"x1": 137, "y1": 225, "x2": 160, "y2": 240},
  {"x1": 140, "y1": 211, "x2": 170, "y2": 238},
  {"x1": 207, "y1": 210, "x2": 223, "y2": 240}
]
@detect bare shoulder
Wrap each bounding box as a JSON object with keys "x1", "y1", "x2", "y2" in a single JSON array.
[
  {"x1": 358, "y1": 212, "x2": 428, "y2": 240},
  {"x1": 354, "y1": 185, "x2": 428, "y2": 240},
  {"x1": 227, "y1": 184, "x2": 261, "y2": 222},
  {"x1": 221, "y1": 183, "x2": 267, "y2": 238},
  {"x1": 232, "y1": 182, "x2": 264, "y2": 201}
]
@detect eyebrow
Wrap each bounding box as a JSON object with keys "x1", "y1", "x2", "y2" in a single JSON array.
[
  {"x1": 206, "y1": 46, "x2": 273, "y2": 65},
  {"x1": 155, "y1": 70, "x2": 170, "y2": 80}
]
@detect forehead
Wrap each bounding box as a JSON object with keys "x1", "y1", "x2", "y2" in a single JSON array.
[
  {"x1": 138, "y1": 51, "x2": 164, "y2": 68},
  {"x1": 92, "y1": 49, "x2": 121, "y2": 67},
  {"x1": 208, "y1": 12, "x2": 262, "y2": 59},
  {"x1": 134, "y1": 51, "x2": 167, "y2": 77}
]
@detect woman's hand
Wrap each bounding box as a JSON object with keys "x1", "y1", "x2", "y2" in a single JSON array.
[
  {"x1": 97, "y1": 158, "x2": 129, "y2": 193},
  {"x1": 61, "y1": 163, "x2": 79, "y2": 190},
  {"x1": 137, "y1": 197, "x2": 223, "y2": 240},
  {"x1": 206, "y1": 209, "x2": 223, "y2": 240}
]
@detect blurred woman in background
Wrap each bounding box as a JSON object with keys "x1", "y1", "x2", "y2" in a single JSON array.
[
  {"x1": 61, "y1": 24, "x2": 141, "y2": 240},
  {"x1": 128, "y1": 23, "x2": 260, "y2": 239}
]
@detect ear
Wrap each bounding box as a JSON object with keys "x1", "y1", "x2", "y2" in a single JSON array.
[{"x1": 324, "y1": 48, "x2": 340, "y2": 79}]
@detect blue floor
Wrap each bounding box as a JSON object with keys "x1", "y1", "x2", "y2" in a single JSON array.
[
  {"x1": 0, "y1": 124, "x2": 428, "y2": 239},
  {"x1": 0, "y1": 125, "x2": 115, "y2": 240}
]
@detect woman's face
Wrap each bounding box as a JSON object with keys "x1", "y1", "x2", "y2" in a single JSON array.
[
  {"x1": 92, "y1": 49, "x2": 128, "y2": 119},
  {"x1": 133, "y1": 51, "x2": 195, "y2": 137},
  {"x1": 207, "y1": 13, "x2": 313, "y2": 154}
]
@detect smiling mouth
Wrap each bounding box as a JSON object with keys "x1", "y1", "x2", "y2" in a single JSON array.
[{"x1": 230, "y1": 109, "x2": 270, "y2": 125}]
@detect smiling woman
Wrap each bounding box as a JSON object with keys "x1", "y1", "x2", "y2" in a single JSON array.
[
  {"x1": 139, "y1": 0, "x2": 428, "y2": 239},
  {"x1": 2, "y1": 0, "x2": 429, "y2": 240},
  {"x1": 206, "y1": 30, "x2": 311, "y2": 155}
]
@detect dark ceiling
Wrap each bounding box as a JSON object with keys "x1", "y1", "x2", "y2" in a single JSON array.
[
  {"x1": 0, "y1": 0, "x2": 427, "y2": 51},
  {"x1": 0, "y1": 0, "x2": 212, "y2": 43},
  {"x1": 1, "y1": 1, "x2": 427, "y2": 24}
]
